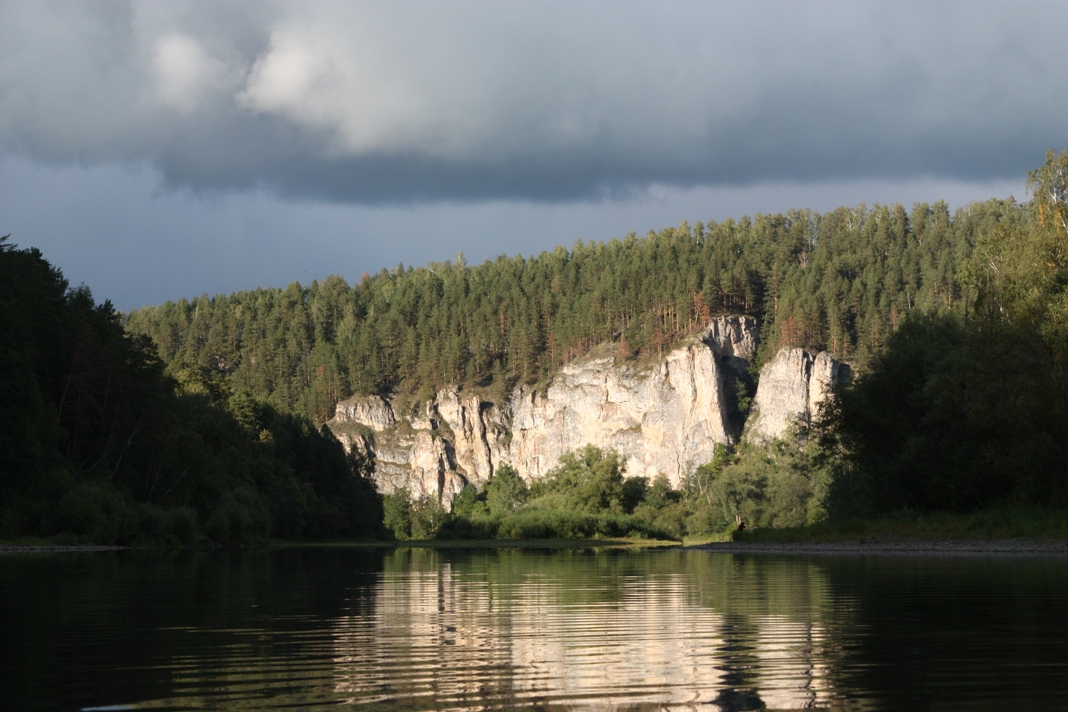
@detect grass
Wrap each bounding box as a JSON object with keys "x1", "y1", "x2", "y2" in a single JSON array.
[
  {"x1": 18, "y1": 508, "x2": 1068, "y2": 551},
  {"x1": 681, "y1": 531, "x2": 737, "y2": 547},
  {"x1": 733, "y1": 507, "x2": 1068, "y2": 544},
  {"x1": 282, "y1": 537, "x2": 681, "y2": 550}
]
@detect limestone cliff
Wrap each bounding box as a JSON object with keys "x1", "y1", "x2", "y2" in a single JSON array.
[
  {"x1": 328, "y1": 388, "x2": 509, "y2": 502},
  {"x1": 745, "y1": 349, "x2": 851, "y2": 443},
  {"x1": 327, "y1": 316, "x2": 847, "y2": 502},
  {"x1": 506, "y1": 341, "x2": 732, "y2": 487}
]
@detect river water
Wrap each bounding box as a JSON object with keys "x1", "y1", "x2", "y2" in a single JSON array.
[{"x1": 2, "y1": 546, "x2": 1066, "y2": 711}]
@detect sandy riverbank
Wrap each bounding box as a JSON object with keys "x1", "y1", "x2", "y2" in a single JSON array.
[{"x1": 688, "y1": 539, "x2": 1068, "y2": 555}]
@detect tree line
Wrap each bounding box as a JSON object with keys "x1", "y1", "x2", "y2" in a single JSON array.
[
  {"x1": 8, "y1": 152, "x2": 1066, "y2": 546},
  {"x1": 822, "y1": 151, "x2": 1068, "y2": 515},
  {"x1": 124, "y1": 198, "x2": 1007, "y2": 423},
  {"x1": 0, "y1": 237, "x2": 383, "y2": 545}
]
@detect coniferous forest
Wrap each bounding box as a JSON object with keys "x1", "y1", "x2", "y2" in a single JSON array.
[
  {"x1": 125, "y1": 197, "x2": 1002, "y2": 423},
  {"x1": 4, "y1": 152, "x2": 1068, "y2": 544},
  {"x1": 0, "y1": 238, "x2": 383, "y2": 545}
]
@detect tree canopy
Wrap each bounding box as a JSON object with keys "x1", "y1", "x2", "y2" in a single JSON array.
[
  {"x1": 0, "y1": 237, "x2": 382, "y2": 545},
  {"x1": 125, "y1": 200, "x2": 1011, "y2": 423}
]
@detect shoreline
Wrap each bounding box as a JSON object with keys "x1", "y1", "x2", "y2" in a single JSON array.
[
  {"x1": 688, "y1": 538, "x2": 1068, "y2": 555},
  {"x1": 0, "y1": 544, "x2": 129, "y2": 555},
  {"x1": 6, "y1": 538, "x2": 1068, "y2": 556}
]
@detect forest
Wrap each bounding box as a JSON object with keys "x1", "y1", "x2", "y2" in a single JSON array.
[
  {"x1": 5, "y1": 152, "x2": 1068, "y2": 544},
  {"x1": 0, "y1": 237, "x2": 383, "y2": 546},
  {"x1": 125, "y1": 196, "x2": 998, "y2": 423}
]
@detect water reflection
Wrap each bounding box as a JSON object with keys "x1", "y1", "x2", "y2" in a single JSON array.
[
  {"x1": 331, "y1": 550, "x2": 847, "y2": 710},
  {"x1": 2, "y1": 548, "x2": 1067, "y2": 711}
]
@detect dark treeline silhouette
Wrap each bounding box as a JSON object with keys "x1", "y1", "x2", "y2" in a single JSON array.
[
  {"x1": 822, "y1": 151, "x2": 1068, "y2": 515},
  {"x1": 0, "y1": 237, "x2": 382, "y2": 545}
]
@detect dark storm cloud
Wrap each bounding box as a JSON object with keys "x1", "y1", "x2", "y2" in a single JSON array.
[{"x1": 1, "y1": 0, "x2": 1065, "y2": 204}]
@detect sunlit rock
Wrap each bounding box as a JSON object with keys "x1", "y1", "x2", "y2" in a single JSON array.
[
  {"x1": 506, "y1": 339, "x2": 733, "y2": 488},
  {"x1": 745, "y1": 348, "x2": 850, "y2": 443},
  {"x1": 325, "y1": 315, "x2": 846, "y2": 503}
]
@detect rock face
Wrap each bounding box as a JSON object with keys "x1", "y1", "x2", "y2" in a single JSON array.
[
  {"x1": 332, "y1": 395, "x2": 395, "y2": 431},
  {"x1": 706, "y1": 315, "x2": 758, "y2": 360},
  {"x1": 507, "y1": 341, "x2": 732, "y2": 487},
  {"x1": 745, "y1": 349, "x2": 851, "y2": 443},
  {"x1": 326, "y1": 316, "x2": 848, "y2": 503},
  {"x1": 328, "y1": 387, "x2": 509, "y2": 503}
]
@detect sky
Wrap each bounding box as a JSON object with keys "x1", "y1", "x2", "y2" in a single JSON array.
[{"x1": 1, "y1": 1, "x2": 1064, "y2": 311}]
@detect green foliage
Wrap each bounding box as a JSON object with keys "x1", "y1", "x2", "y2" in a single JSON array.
[
  {"x1": 410, "y1": 496, "x2": 448, "y2": 539},
  {"x1": 436, "y1": 448, "x2": 679, "y2": 541},
  {"x1": 484, "y1": 464, "x2": 528, "y2": 515},
  {"x1": 631, "y1": 475, "x2": 688, "y2": 539},
  {"x1": 1028, "y1": 148, "x2": 1068, "y2": 239},
  {"x1": 817, "y1": 152, "x2": 1068, "y2": 516},
  {"x1": 124, "y1": 200, "x2": 1004, "y2": 422},
  {"x1": 381, "y1": 487, "x2": 448, "y2": 540},
  {"x1": 533, "y1": 446, "x2": 628, "y2": 514},
  {"x1": 435, "y1": 440, "x2": 831, "y2": 541},
  {"x1": 677, "y1": 432, "x2": 832, "y2": 534},
  {"x1": 436, "y1": 509, "x2": 675, "y2": 542},
  {"x1": 734, "y1": 506, "x2": 1068, "y2": 543},
  {"x1": 382, "y1": 488, "x2": 413, "y2": 540},
  {"x1": 450, "y1": 484, "x2": 486, "y2": 517},
  {"x1": 824, "y1": 313, "x2": 1068, "y2": 513},
  {"x1": 204, "y1": 487, "x2": 271, "y2": 546},
  {"x1": 621, "y1": 476, "x2": 649, "y2": 513},
  {"x1": 0, "y1": 239, "x2": 384, "y2": 546},
  {"x1": 492, "y1": 509, "x2": 673, "y2": 541}
]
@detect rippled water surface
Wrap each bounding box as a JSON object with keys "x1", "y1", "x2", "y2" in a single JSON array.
[{"x1": 3, "y1": 547, "x2": 1067, "y2": 711}]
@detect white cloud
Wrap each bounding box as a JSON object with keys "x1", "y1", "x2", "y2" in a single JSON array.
[
  {"x1": 0, "y1": 1, "x2": 1065, "y2": 202},
  {"x1": 236, "y1": 25, "x2": 435, "y2": 154},
  {"x1": 152, "y1": 33, "x2": 227, "y2": 114}
]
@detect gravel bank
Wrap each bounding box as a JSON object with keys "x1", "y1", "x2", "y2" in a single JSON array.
[
  {"x1": 688, "y1": 539, "x2": 1068, "y2": 555},
  {"x1": 0, "y1": 544, "x2": 129, "y2": 555}
]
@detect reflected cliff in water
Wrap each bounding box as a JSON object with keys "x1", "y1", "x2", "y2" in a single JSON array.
[
  {"x1": 331, "y1": 550, "x2": 851, "y2": 710},
  {"x1": 2, "y1": 548, "x2": 1067, "y2": 711}
]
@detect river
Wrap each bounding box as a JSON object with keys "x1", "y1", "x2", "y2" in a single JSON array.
[{"x1": 2, "y1": 546, "x2": 1066, "y2": 710}]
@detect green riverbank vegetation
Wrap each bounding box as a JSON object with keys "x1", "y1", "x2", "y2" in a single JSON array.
[
  {"x1": 733, "y1": 507, "x2": 1068, "y2": 544},
  {"x1": 6, "y1": 152, "x2": 1068, "y2": 546},
  {"x1": 380, "y1": 440, "x2": 827, "y2": 543},
  {"x1": 0, "y1": 238, "x2": 384, "y2": 547}
]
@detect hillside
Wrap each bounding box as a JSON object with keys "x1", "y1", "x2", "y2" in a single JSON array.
[
  {"x1": 8, "y1": 153, "x2": 1066, "y2": 544},
  {"x1": 125, "y1": 199, "x2": 1015, "y2": 424}
]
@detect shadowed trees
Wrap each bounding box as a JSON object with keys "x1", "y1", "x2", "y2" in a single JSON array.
[{"x1": 0, "y1": 237, "x2": 383, "y2": 545}]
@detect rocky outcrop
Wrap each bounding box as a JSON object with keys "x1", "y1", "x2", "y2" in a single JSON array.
[
  {"x1": 507, "y1": 341, "x2": 731, "y2": 487},
  {"x1": 434, "y1": 388, "x2": 510, "y2": 487},
  {"x1": 745, "y1": 349, "x2": 850, "y2": 443},
  {"x1": 326, "y1": 315, "x2": 847, "y2": 502},
  {"x1": 502, "y1": 314, "x2": 769, "y2": 486},
  {"x1": 706, "y1": 315, "x2": 758, "y2": 360},
  {"x1": 332, "y1": 395, "x2": 395, "y2": 431},
  {"x1": 327, "y1": 388, "x2": 509, "y2": 503}
]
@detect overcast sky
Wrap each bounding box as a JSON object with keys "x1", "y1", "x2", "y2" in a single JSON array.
[{"x1": 1, "y1": 1, "x2": 1063, "y2": 310}]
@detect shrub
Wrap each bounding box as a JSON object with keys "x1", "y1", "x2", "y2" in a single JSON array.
[{"x1": 205, "y1": 486, "x2": 271, "y2": 545}]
